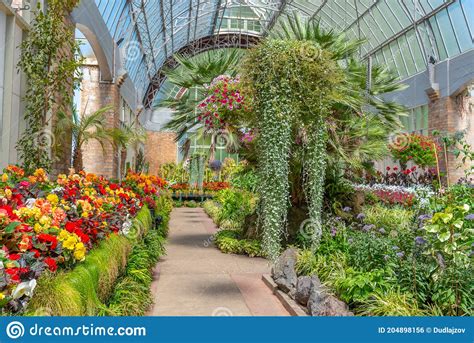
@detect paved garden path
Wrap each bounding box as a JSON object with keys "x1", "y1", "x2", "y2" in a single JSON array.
[{"x1": 148, "y1": 208, "x2": 290, "y2": 316}]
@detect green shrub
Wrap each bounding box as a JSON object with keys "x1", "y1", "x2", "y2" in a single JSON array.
[
  {"x1": 358, "y1": 289, "x2": 427, "y2": 316},
  {"x1": 231, "y1": 169, "x2": 259, "y2": 193},
  {"x1": 363, "y1": 203, "x2": 414, "y2": 232},
  {"x1": 214, "y1": 189, "x2": 256, "y2": 227},
  {"x1": 103, "y1": 198, "x2": 171, "y2": 316},
  {"x1": 104, "y1": 231, "x2": 166, "y2": 316},
  {"x1": 333, "y1": 268, "x2": 390, "y2": 304},
  {"x1": 202, "y1": 200, "x2": 220, "y2": 223},
  {"x1": 346, "y1": 230, "x2": 393, "y2": 272},
  {"x1": 214, "y1": 229, "x2": 264, "y2": 258}
]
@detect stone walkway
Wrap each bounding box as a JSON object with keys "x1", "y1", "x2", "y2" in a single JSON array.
[{"x1": 148, "y1": 208, "x2": 290, "y2": 316}]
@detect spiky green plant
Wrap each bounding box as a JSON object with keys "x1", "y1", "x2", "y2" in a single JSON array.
[
  {"x1": 56, "y1": 105, "x2": 115, "y2": 172},
  {"x1": 161, "y1": 49, "x2": 244, "y2": 160}
]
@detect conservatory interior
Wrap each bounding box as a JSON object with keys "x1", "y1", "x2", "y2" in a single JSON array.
[{"x1": 0, "y1": 0, "x2": 473, "y2": 317}]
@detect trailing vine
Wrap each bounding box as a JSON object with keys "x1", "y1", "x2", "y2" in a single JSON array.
[
  {"x1": 188, "y1": 153, "x2": 206, "y2": 189},
  {"x1": 303, "y1": 117, "x2": 328, "y2": 247},
  {"x1": 17, "y1": 0, "x2": 82, "y2": 173},
  {"x1": 243, "y1": 39, "x2": 343, "y2": 257}
]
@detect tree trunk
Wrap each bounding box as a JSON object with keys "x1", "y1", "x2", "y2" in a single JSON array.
[{"x1": 73, "y1": 147, "x2": 83, "y2": 173}]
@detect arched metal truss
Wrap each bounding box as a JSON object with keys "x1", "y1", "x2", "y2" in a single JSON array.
[
  {"x1": 94, "y1": 0, "x2": 474, "y2": 107},
  {"x1": 143, "y1": 32, "x2": 261, "y2": 109}
]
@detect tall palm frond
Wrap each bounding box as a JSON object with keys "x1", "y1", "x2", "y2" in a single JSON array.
[
  {"x1": 274, "y1": 12, "x2": 408, "y2": 169},
  {"x1": 162, "y1": 49, "x2": 244, "y2": 89},
  {"x1": 273, "y1": 12, "x2": 365, "y2": 60},
  {"x1": 161, "y1": 49, "x2": 245, "y2": 160},
  {"x1": 56, "y1": 106, "x2": 114, "y2": 171}
]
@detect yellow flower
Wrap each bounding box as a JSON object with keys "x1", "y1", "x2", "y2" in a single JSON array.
[
  {"x1": 5, "y1": 262, "x2": 16, "y2": 269},
  {"x1": 39, "y1": 216, "x2": 51, "y2": 226},
  {"x1": 81, "y1": 211, "x2": 89, "y2": 218},
  {"x1": 63, "y1": 236, "x2": 78, "y2": 250},
  {"x1": 1, "y1": 174, "x2": 8, "y2": 182},
  {"x1": 5, "y1": 189, "x2": 12, "y2": 200},
  {"x1": 47, "y1": 194, "x2": 59, "y2": 205},
  {"x1": 0, "y1": 292, "x2": 5, "y2": 300},
  {"x1": 58, "y1": 230, "x2": 69, "y2": 241},
  {"x1": 34, "y1": 223, "x2": 42, "y2": 233},
  {"x1": 74, "y1": 243, "x2": 86, "y2": 261}
]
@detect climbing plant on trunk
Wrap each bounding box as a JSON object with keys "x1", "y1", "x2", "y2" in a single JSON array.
[
  {"x1": 17, "y1": 0, "x2": 82, "y2": 173},
  {"x1": 243, "y1": 39, "x2": 344, "y2": 258}
]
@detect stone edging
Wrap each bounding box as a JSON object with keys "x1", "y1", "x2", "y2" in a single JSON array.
[{"x1": 262, "y1": 274, "x2": 309, "y2": 317}]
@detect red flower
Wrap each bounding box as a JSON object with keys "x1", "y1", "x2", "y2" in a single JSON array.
[
  {"x1": 386, "y1": 167, "x2": 390, "y2": 171},
  {"x1": 5, "y1": 268, "x2": 20, "y2": 283},
  {"x1": 44, "y1": 257, "x2": 58, "y2": 272},
  {"x1": 37, "y1": 234, "x2": 58, "y2": 250},
  {"x1": 393, "y1": 167, "x2": 398, "y2": 171},
  {"x1": 9, "y1": 254, "x2": 21, "y2": 261}
]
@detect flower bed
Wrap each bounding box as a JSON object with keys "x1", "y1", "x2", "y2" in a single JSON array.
[
  {"x1": 170, "y1": 182, "x2": 230, "y2": 201},
  {"x1": 353, "y1": 183, "x2": 434, "y2": 207},
  {"x1": 296, "y1": 184, "x2": 473, "y2": 316},
  {"x1": 0, "y1": 166, "x2": 166, "y2": 313}
]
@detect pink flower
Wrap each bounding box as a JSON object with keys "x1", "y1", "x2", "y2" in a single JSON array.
[{"x1": 19, "y1": 181, "x2": 30, "y2": 188}]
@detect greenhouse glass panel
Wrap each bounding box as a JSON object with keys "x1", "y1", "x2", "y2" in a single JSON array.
[
  {"x1": 435, "y1": 9, "x2": 460, "y2": 57},
  {"x1": 448, "y1": 2, "x2": 473, "y2": 52},
  {"x1": 399, "y1": 35, "x2": 417, "y2": 75},
  {"x1": 428, "y1": 17, "x2": 448, "y2": 60},
  {"x1": 461, "y1": 0, "x2": 474, "y2": 38},
  {"x1": 405, "y1": 29, "x2": 426, "y2": 71},
  {"x1": 376, "y1": 2, "x2": 400, "y2": 35}
]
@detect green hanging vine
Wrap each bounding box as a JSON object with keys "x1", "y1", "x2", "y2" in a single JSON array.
[
  {"x1": 303, "y1": 117, "x2": 328, "y2": 248},
  {"x1": 244, "y1": 39, "x2": 344, "y2": 258},
  {"x1": 188, "y1": 153, "x2": 206, "y2": 189},
  {"x1": 17, "y1": 0, "x2": 82, "y2": 173},
  {"x1": 258, "y1": 86, "x2": 293, "y2": 260}
]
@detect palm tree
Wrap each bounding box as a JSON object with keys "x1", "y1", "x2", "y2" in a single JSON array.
[
  {"x1": 160, "y1": 49, "x2": 244, "y2": 160},
  {"x1": 108, "y1": 120, "x2": 147, "y2": 177},
  {"x1": 56, "y1": 105, "x2": 114, "y2": 172},
  {"x1": 272, "y1": 12, "x2": 408, "y2": 171}
]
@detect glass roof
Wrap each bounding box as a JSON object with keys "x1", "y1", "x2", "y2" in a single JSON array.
[{"x1": 94, "y1": 0, "x2": 474, "y2": 104}]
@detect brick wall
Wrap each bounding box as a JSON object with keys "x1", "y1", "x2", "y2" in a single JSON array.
[
  {"x1": 79, "y1": 61, "x2": 119, "y2": 179},
  {"x1": 428, "y1": 93, "x2": 473, "y2": 185},
  {"x1": 145, "y1": 131, "x2": 177, "y2": 175}
]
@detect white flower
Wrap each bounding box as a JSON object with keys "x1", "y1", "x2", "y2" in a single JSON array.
[
  {"x1": 25, "y1": 198, "x2": 37, "y2": 208},
  {"x1": 51, "y1": 186, "x2": 64, "y2": 194},
  {"x1": 11, "y1": 279, "x2": 37, "y2": 299},
  {"x1": 121, "y1": 217, "x2": 132, "y2": 236}
]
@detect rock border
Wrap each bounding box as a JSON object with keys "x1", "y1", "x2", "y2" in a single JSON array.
[
  {"x1": 262, "y1": 274, "x2": 308, "y2": 316},
  {"x1": 270, "y1": 248, "x2": 354, "y2": 317}
]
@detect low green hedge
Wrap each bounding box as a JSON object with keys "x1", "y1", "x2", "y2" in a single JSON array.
[
  {"x1": 214, "y1": 229, "x2": 264, "y2": 258},
  {"x1": 26, "y1": 204, "x2": 161, "y2": 316},
  {"x1": 102, "y1": 195, "x2": 172, "y2": 316}
]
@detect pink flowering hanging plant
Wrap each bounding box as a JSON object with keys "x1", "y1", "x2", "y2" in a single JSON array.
[{"x1": 197, "y1": 75, "x2": 250, "y2": 130}]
